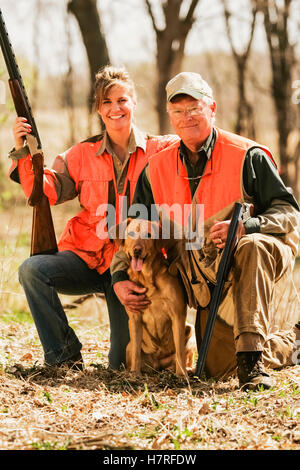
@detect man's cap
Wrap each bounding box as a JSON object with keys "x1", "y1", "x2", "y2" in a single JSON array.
[{"x1": 166, "y1": 72, "x2": 213, "y2": 102}]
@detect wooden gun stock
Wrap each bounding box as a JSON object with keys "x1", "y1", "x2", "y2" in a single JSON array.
[
  {"x1": 29, "y1": 151, "x2": 57, "y2": 256},
  {"x1": 0, "y1": 9, "x2": 57, "y2": 256},
  {"x1": 31, "y1": 195, "x2": 58, "y2": 256}
]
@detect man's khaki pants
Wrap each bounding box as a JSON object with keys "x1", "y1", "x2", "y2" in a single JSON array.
[{"x1": 195, "y1": 233, "x2": 300, "y2": 380}]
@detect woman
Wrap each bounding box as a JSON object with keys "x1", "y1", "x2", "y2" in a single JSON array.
[{"x1": 9, "y1": 66, "x2": 178, "y2": 371}]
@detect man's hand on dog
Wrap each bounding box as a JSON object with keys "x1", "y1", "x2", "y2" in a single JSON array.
[{"x1": 113, "y1": 280, "x2": 151, "y2": 313}]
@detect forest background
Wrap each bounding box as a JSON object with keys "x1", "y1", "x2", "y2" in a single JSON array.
[{"x1": 0, "y1": 0, "x2": 299, "y2": 451}]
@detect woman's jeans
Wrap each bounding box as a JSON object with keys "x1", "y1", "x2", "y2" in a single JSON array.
[{"x1": 18, "y1": 250, "x2": 129, "y2": 368}]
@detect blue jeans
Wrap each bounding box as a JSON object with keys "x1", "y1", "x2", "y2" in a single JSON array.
[{"x1": 18, "y1": 250, "x2": 129, "y2": 368}]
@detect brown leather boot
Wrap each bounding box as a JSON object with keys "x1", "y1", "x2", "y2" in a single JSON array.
[{"x1": 237, "y1": 351, "x2": 274, "y2": 391}]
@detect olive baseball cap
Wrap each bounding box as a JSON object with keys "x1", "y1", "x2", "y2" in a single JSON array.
[{"x1": 166, "y1": 72, "x2": 213, "y2": 102}]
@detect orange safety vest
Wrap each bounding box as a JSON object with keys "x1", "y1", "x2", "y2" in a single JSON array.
[
  {"x1": 149, "y1": 127, "x2": 275, "y2": 227},
  {"x1": 58, "y1": 135, "x2": 179, "y2": 273}
]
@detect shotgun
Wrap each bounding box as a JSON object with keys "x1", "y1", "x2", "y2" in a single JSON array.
[
  {"x1": 195, "y1": 202, "x2": 243, "y2": 378},
  {"x1": 0, "y1": 8, "x2": 57, "y2": 256}
]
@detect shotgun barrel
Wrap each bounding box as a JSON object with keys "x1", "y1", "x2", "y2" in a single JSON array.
[{"x1": 195, "y1": 202, "x2": 243, "y2": 378}]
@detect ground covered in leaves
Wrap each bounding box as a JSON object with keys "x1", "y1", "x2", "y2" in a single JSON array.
[{"x1": 0, "y1": 297, "x2": 299, "y2": 451}]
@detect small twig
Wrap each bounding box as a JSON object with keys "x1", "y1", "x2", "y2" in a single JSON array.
[{"x1": 63, "y1": 293, "x2": 105, "y2": 310}]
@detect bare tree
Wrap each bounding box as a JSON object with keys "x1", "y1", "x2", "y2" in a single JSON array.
[
  {"x1": 257, "y1": 0, "x2": 299, "y2": 198},
  {"x1": 222, "y1": 0, "x2": 258, "y2": 139},
  {"x1": 145, "y1": 0, "x2": 201, "y2": 134},
  {"x1": 62, "y1": 9, "x2": 75, "y2": 147},
  {"x1": 67, "y1": 0, "x2": 110, "y2": 111},
  {"x1": 31, "y1": 0, "x2": 42, "y2": 112}
]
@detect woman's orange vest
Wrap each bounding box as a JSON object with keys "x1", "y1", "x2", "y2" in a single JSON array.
[
  {"x1": 149, "y1": 127, "x2": 274, "y2": 227},
  {"x1": 58, "y1": 135, "x2": 178, "y2": 274}
]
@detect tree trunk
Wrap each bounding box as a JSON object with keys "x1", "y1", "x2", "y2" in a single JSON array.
[
  {"x1": 145, "y1": 0, "x2": 201, "y2": 134},
  {"x1": 67, "y1": 0, "x2": 110, "y2": 111},
  {"x1": 257, "y1": 0, "x2": 299, "y2": 199},
  {"x1": 156, "y1": 30, "x2": 186, "y2": 133},
  {"x1": 236, "y1": 61, "x2": 256, "y2": 139},
  {"x1": 62, "y1": 9, "x2": 75, "y2": 147},
  {"x1": 222, "y1": 0, "x2": 257, "y2": 139}
]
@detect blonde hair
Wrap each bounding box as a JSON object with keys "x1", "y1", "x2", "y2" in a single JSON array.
[{"x1": 93, "y1": 65, "x2": 136, "y2": 111}]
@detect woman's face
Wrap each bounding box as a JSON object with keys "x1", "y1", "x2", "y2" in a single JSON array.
[{"x1": 98, "y1": 83, "x2": 136, "y2": 134}]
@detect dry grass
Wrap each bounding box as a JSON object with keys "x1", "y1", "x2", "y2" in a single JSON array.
[
  {"x1": 0, "y1": 289, "x2": 299, "y2": 451},
  {"x1": 0, "y1": 206, "x2": 299, "y2": 451}
]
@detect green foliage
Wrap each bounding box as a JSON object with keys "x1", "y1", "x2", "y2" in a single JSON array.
[
  {"x1": 43, "y1": 391, "x2": 53, "y2": 403},
  {"x1": 243, "y1": 391, "x2": 259, "y2": 407},
  {"x1": 0, "y1": 309, "x2": 33, "y2": 324},
  {"x1": 129, "y1": 425, "x2": 161, "y2": 441},
  {"x1": 143, "y1": 383, "x2": 164, "y2": 410},
  {"x1": 283, "y1": 405, "x2": 298, "y2": 419},
  {"x1": 172, "y1": 426, "x2": 194, "y2": 449},
  {"x1": 31, "y1": 440, "x2": 70, "y2": 450}
]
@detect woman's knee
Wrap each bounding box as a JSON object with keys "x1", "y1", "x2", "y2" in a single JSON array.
[{"x1": 18, "y1": 256, "x2": 44, "y2": 285}]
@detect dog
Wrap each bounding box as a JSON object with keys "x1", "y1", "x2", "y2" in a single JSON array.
[{"x1": 115, "y1": 218, "x2": 195, "y2": 377}]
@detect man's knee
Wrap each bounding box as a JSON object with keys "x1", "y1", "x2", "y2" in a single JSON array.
[
  {"x1": 234, "y1": 234, "x2": 280, "y2": 273},
  {"x1": 236, "y1": 234, "x2": 266, "y2": 257},
  {"x1": 235, "y1": 233, "x2": 292, "y2": 280}
]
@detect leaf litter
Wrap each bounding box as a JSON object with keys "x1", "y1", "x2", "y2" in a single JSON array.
[{"x1": 0, "y1": 296, "x2": 299, "y2": 450}]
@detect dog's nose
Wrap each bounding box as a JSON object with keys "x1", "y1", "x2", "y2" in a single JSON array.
[{"x1": 133, "y1": 246, "x2": 142, "y2": 257}]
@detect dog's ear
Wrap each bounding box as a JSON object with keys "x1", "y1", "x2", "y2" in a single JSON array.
[{"x1": 109, "y1": 218, "x2": 132, "y2": 247}]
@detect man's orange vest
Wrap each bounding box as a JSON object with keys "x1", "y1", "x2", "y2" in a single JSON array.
[{"x1": 149, "y1": 127, "x2": 275, "y2": 227}]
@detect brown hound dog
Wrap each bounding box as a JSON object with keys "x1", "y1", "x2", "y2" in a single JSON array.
[{"x1": 116, "y1": 218, "x2": 195, "y2": 377}]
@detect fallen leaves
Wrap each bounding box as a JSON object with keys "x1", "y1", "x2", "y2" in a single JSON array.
[
  {"x1": 0, "y1": 303, "x2": 299, "y2": 451},
  {"x1": 198, "y1": 401, "x2": 210, "y2": 415},
  {"x1": 19, "y1": 353, "x2": 33, "y2": 362}
]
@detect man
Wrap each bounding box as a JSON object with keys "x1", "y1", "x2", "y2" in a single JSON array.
[{"x1": 111, "y1": 72, "x2": 300, "y2": 390}]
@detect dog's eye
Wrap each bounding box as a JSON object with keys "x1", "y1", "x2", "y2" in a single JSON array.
[{"x1": 128, "y1": 231, "x2": 135, "y2": 237}]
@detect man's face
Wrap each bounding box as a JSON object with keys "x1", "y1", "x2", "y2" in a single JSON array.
[{"x1": 167, "y1": 95, "x2": 216, "y2": 151}]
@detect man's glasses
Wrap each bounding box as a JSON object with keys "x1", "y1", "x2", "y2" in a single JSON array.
[{"x1": 169, "y1": 104, "x2": 208, "y2": 120}]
